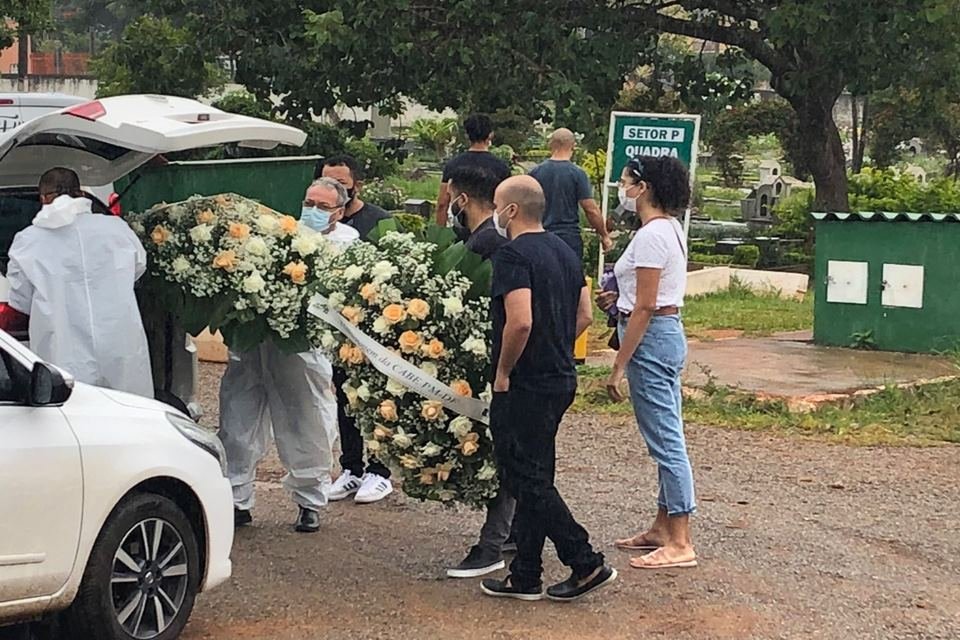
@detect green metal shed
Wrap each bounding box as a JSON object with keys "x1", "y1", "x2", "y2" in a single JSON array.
[{"x1": 812, "y1": 211, "x2": 960, "y2": 353}]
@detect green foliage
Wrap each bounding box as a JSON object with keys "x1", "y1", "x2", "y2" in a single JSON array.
[
  {"x1": 690, "y1": 253, "x2": 735, "y2": 266},
  {"x1": 394, "y1": 212, "x2": 426, "y2": 234},
  {"x1": 344, "y1": 137, "x2": 399, "y2": 180},
  {"x1": 577, "y1": 149, "x2": 607, "y2": 193},
  {"x1": 682, "y1": 279, "x2": 813, "y2": 339},
  {"x1": 92, "y1": 15, "x2": 225, "y2": 98},
  {"x1": 409, "y1": 118, "x2": 458, "y2": 160},
  {"x1": 361, "y1": 180, "x2": 405, "y2": 211},
  {"x1": 0, "y1": 0, "x2": 51, "y2": 47},
  {"x1": 708, "y1": 100, "x2": 806, "y2": 186},
  {"x1": 849, "y1": 330, "x2": 878, "y2": 350},
  {"x1": 488, "y1": 145, "x2": 516, "y2": 169},
  {"x1": 733, "y1": 245, "x2": 760, "y2": 268},
  {"x1": 212, "y1": 91, "x2": 272, "y2": 119},
  {"x1": 772, "y1": 189, "x2": 816, "y2": 239},
  {"x1": 848, "y1": 168, "x2": 960, "y2": 213}
]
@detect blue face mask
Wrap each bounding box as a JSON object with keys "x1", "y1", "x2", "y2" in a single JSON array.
[{"x1": 300, "y1": 206, "x2": 332, "y2": 231}]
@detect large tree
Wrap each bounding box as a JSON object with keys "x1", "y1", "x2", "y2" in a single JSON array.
[{"x1": 620, "y1": 0, "x2": 960, "y2": 210}]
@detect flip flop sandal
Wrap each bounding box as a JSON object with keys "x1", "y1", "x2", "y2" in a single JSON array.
[
  {"x1": 614, "y1": 536, "x2": 662, "y2": 552},
  {"x1": 629, "y1": 555, "x2": 698, "y2": 570}
]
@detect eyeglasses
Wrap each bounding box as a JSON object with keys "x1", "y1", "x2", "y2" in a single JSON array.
[{"x1": 303, "y1": 200, "x2": 342, "y2": 209}]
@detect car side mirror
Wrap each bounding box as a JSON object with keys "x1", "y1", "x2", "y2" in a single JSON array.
[{"x1": 29, "y1": 362, "x2": 73, "y2": 406}]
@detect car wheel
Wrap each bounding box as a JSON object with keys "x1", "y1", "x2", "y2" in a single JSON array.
[{"x1": 62, "y1": 492, "x2": 201, "y2": 640}]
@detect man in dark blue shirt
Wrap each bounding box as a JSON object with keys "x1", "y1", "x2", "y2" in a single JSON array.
[
  {"x1": 480, "y1": 175, "x2": 617, "y2": 602},
  {"x1": 529, "y1": 128, "x2": 612, "y2": 262}
]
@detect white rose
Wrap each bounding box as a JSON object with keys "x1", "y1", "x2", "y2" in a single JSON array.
[
  {"x1": 256, "y1": 214, "x2": 281, "y2": 235},
  {"x1": 372, "y1": 317, "x2": 390, "y2": 335},
  {"x1": 366, "y1": 439, "x2": 382, "y2": 453},
  {"x1": 357, "y1": 383, "x2": 371, "y2": 402},
  {"x1": 420, "y1": 442, "x2": 443, "y2": 458},
  {"x1": 448, "y1": 416, "x2": 473, "y2": 438},
  {"x1": 442, "y1": 296, "x2": 464, "y2": 317},
  {"x1": 479, "y1": 383, "x2": 493, "y2": 403},
  {"x1": 343, "y1": 383, "x2": 358, "y2": 406},
  {"x1": 462, "y1": 337, "x2": 487, "y2": 358},
  {"x1": 320, "y1": 331, "x2": 336, "y2": 349},
  {"x1": 328, "y1": 292, "x2": 346, "y2": 309},
  {"x1": 292, "y1": 234, "x2": 317, "y2": 256},
  {"x1": 370, "y1": 260, "x2": 397, "y2": 282},
  {"x1": 386, "y1": 378, "x2": 407, "y2": 397},
  {"x1": 392, "y1": 429, "x2": 413, "y2": 449},
  {"x1": 189, "y1": 224, "x2": 213, "y2": 243},
  {"x1": 343, "y1": 265, "x2": 364, "y2": 282},
  {"x1": 476, "y1": 462, "x2": 497, "y2": 481},
  {"x1": 244, "y1": 236, "x2": 269, "y2": 256},
  {"x1": 420, "y1": 362, "x2": 439, "y2": 379},
  {"x1": 242, "y1": 272, "x2": 266, "y2": 293},
  {"x1": 171, "y1": 256, "x2": 191, "y2": 276}
]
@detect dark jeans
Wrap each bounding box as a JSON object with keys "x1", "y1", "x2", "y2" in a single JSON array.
[
  {"x1": 333, "y1": 366, "x2": 391, "y2": 479},
  {"x1": 477, "y1": 490, "x2": 517, "y2": 554},
  {"x1": 550, "y1": 228, "x2": 584, "y2": 264},
  {"x1": 491, "y1": 387, "x2": 603, "y2": 588}
]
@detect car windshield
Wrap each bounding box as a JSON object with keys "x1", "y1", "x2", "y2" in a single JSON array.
[{"x1": 19, "y1": 133, "x2": 131, "y2": 161}]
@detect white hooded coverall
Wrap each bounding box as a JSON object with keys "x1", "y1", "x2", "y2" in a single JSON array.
[
  {"x1": 6, "y1": 195, "x2": 154, "y2": 397},
  {"x1": 217, "y1": 221, "x2": 356, "y2": 512}
]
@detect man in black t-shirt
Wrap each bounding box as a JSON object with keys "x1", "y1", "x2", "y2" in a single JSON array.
[
  {"x1": 435, "y1": 113, "x2": 511, "y2": 227},
  {"x1": 320, "y1": 155, "x2": 395, "y2": 504},
  {"x1": 480, "y1": 175, "x2": 617, "y2": 603},
  {"x1": 321, "y1": 155, "x2": 393, "y2": 241},
  {"x1": 443, "y1": 164, "x2": 515, "y2": 579}
]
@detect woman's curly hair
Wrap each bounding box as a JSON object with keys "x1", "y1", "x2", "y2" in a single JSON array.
[{"x1": 625, "y1": 155, "x2": 691, "y2": 215}]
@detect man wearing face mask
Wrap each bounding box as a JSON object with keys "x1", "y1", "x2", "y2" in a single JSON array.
[
  {"x1": 443, "y1": 164, "x2": 518, "y2": 579},
  {"x1": 319, "y1": 155, "x2": 392, "y2": 241},
  {"x1": 218, "y1": 178, "x2": 348, "y2": 534},
  {"x1": 6, "y1": 167, "x2": 153, "y2": 397}
]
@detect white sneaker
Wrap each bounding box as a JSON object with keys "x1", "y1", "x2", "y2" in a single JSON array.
[
  {"x1": 354, "y1": 473, "x2": 393, "y2": 504},
  {"x1": 326, "y1": 470, "x2": 363, "y2": 501}
]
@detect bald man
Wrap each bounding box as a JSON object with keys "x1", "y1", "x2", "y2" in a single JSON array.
[
  {"x1": 481, "y1": 176, "x2": 617, "y2": 602},
  {"x1": 529, "y1": 128, "x2": 613, "y2": 261}
]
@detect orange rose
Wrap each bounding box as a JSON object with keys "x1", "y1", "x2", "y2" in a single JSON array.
[
  {"x1": 382, "y1": 304, "x2": 407, "y2": 325},
  {"x1": 215, "y1": 195, "x2": 230, "y2": 206},
  {"x1": 283, "y1": 261, "x2": 308, "y2": 285},
  {"x1": 279, "y1": 215, "x2": 299, "y2": 235},
  {"x1": 379, "y1": 399, "x2": 399, "y2": 422},
  {"x1": 338, "y1": 343, "x2": 364, "y2": 366},
  {"x1": 228, "y1": 222, "x2": 251, "y2": 240},
  {"x1": 150, "y1": 225, "x2": 171, "y2": 245},
  {"x1": 436, "y1": 462, "x2": 454, "y2": 482},
  {"x1": 458, "y1": 432, "x2": 480, "y2": 457},
  {"x1": 196, "y1": 209, "x2": 215, "y2": 224},
  {"x1": 399, "y1": 330, "x2": 423, "y2": 354},
  {"x1": 399, "y1": 454, "x2": 421, "y2": 469},
  {"x1": 373, "y1": 424, "x2": 394, "y2": 440},
  {"x1": 212, "y1": 250, "x2": 238, "y2": 271},
  {"x1": 451, "y1": 380, "x2": 472, "y2": 397},
  {"x1": 418, "y1": 468, "x2": 437, "y2": 485},
  {"x1": 421, "y1": 400, "x2": 444, "y2": 421},
  {"x1": 360, "y1": 283, "x2": 379, "y2": 303},
  {"x1": 340, "y1": 305, "x2": 364, "y2": 325},
  {"x1": 422, "y1": 339, "x2": 446, "y2": 359},
  {"x1": 407, "y1": 298, "x2": 430, "y2": 321}
]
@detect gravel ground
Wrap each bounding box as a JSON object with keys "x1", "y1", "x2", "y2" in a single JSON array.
[{"x1": 182, "y1": 363, "x2": 960, "y2": 640}]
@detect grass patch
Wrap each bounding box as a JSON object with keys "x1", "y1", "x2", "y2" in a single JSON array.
[
  {"x1": 386, "y1": 174, "x2": 441, "y2": 201},
  {"x1": 701, "y1": 202, "x2": 742, "y2": 221},
  {"x1": 573, "y1": 364, "x2": 960, "y2": 445},
  {"x1": 703, "y1": 185, "x2": 747, "y2": 202},
  {"x1": 683, "y1": 280, "x2": 813, "y2": 339}
]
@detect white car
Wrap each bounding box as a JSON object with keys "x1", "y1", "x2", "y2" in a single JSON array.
[{"x1": 0, "y1": 96, "x2": 307, "y2": 638}]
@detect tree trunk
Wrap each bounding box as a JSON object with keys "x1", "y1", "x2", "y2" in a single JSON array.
[
  {"x1": 777, "y1": 78, "x2": 850, "y2": 212},
  {"x1": 851, "y1": 95, "x2": 860, "y2": 173},
  {"x1": 17, "y1": 28, "x2": 28, "y2": 90},
  {"x1": 855, "y1": 95, "x2": 870, "y2": 173}
]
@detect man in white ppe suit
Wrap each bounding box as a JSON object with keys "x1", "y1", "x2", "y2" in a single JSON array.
[
  {"x1": 6, "y1": 167, "x2": 153, "y2": 397},
  {"x1": 218, "y1": 177, "x2": 357, "y2": 534}
]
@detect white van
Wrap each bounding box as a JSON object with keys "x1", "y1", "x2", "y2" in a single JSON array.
[{"x1": 0, "y1": 92, "x2": 88, "y2": 133}]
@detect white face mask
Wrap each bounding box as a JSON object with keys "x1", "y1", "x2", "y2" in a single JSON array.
[
  {"x1": 493, "y1": 206, "x2": 512, "y2": 239},
  {"x1": 618, "y1": 186, "x2": 638, "y2": 213}
]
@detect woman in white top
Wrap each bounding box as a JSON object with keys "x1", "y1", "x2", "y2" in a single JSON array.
[{"x1": 602, "y1": 155, "x2": 697, "y2": 570}]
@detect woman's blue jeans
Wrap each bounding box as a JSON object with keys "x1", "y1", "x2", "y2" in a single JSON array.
[{"x1": 619, "y1": 315, "x2": 696, "y2": 516}]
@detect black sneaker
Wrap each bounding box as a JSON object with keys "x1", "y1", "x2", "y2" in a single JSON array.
[
  {"x1": 546, "y1": 565, "x2": 618, "y2": 602},
  {"x1": 502, "y1": 535, "x2": 518, "y2": 554},
  {"x1": 234, "y1": 508, "x2": 252, "y2": 528},
  {"x1": 446, "y1": 546, "x2": 505, "y2": 579},
  {"x1": 295, "y1": 507, "x2": 320, "y2": 533},
  {"x1": 480, "y1": 576, "x2": 544, "y2": 601}
]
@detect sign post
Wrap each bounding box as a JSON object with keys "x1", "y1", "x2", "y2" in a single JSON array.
[{"x1": 597, "y1": 111, "x2": 701, "y2": 283}]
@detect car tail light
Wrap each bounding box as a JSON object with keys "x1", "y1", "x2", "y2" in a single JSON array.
[
  {"x1": 0, "y1": 303, "x2": 28, "y2": 332},
  {"x1": 0, "y1": 99, "x2": 14, "y2": 105},
  {"x1": 65, "y1": 100, "x2": 107, "y2": 121}
]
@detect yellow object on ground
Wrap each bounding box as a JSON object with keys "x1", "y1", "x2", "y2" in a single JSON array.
[{"x1": 575, "y1": 276, "x2": 592, "y2": 363}]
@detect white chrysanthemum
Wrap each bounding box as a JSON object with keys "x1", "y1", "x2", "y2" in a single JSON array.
[
  {"x1": 343, "y1": 265, "x2": 364, "y2": 281},
  {"x1": 420, "y1": 442, "x2": 443, "y2": 458},
  {"x1": 291, "y1": 234, "x2": 318, "y2": 256},
  {"x1": 244, "y1": 236, "x2": 269, "y2": 256},
  {"x1": 385, "y1": 378, "x2": 407, "y2": 397},
  {"x1": 242, "y1": 272, "x2": 266, "y2": 293},
  {"x1": 328, "y1": 292, "x2": 346, "y2": 309},
  {"x1": 171, "y1": 256, "x2": 191, "y2": 276},
  {"x1": 420, "y1": 362, "x2": 439, "y2": 379},
  {"x1": 448, "y1": 416, "x2": 473, "y2": 438},
  {"x1": 476, "y1": 462, "x2": 497, "y2": 481},
  {"x1": 189, "y1": 224, "x2": 213, "y2": 243},
  {"x1": 442, "y1": 296, "x2": 464, "y2": 317},
  {"x1": 461, "y1": 337, "x2": 487, "y2": 358},
  {"x1": 370, "y1": 260, "x2": 397, "y2": 282},
  {"x1": 392, "y1": 429, "x2": 413, "y2": 449},
  {"x1": 256, "y1": 214, "x2": 281, "y2": 235},
  {"x1": 320, "y1": 331, "x2": 336, "y2": 349}
]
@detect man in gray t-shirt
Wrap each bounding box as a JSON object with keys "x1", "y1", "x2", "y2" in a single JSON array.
[{"x1": 529, "y1": 128, "x2": 612, "y2": 262}]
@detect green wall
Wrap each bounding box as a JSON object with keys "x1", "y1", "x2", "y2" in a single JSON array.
[
  {"x1": 814, "y1": 219, "x2": 960, "y2": 353},
  {"x1": 116, "y1": 156, "x2": 323, "y2": 217}
]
